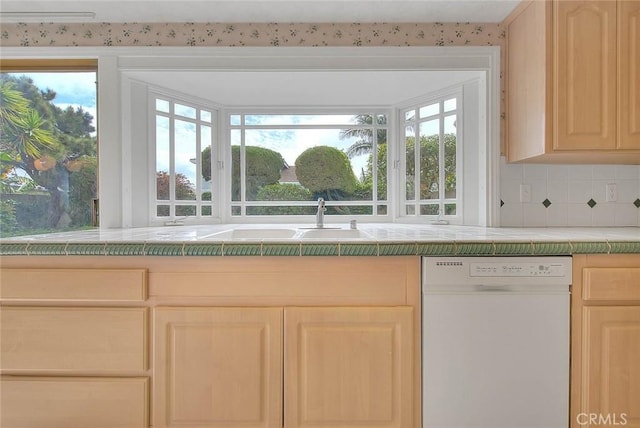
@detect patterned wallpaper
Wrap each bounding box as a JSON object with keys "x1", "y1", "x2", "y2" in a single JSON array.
[
  {"x1": 1, "y1": 22, "x2": 506, "y2": 148},
  {"x1": 0, "y1": 22, "x2": 504, "y2": 47}
]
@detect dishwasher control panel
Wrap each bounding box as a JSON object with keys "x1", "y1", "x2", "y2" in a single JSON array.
[{"x1": 470, "y1": 262, "x2": 565, "y2": 277}]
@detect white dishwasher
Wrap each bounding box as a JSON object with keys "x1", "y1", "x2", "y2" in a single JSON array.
[{"x1": 422, "y1": 256, "x2": 571, "y2": 428}]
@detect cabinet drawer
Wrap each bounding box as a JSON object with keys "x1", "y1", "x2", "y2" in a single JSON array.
[
  {"x1": 0, "y1": 268, "x2": 147, "y2": 301},
  {"x1": 1, "y1": 307, "x2": 148, "y2": 371},
  {"x1": 583, "y1": 268, "x2": 640, "y2": 301},
  {"x1": 0, "y1": 376, "x2": 149, "y2": 428}
]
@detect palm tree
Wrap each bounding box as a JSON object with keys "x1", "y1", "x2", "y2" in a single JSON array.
[{"x1": 339, "y1": 114, "x2": 387, "y2": 158}]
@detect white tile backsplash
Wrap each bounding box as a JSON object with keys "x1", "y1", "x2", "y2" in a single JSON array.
[{"x1": 500, "y1": 157, "x2": 640, "y2": 227}]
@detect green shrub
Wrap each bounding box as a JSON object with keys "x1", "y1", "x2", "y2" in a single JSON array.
[
  {"x1": 231, "y1": 146, "x2": 284, "y2": 201},
  {"x1": 252, "y1": 183, "x2": 314, "y2": 215},
  {"x1": 0, "y1": 199, "x2": 17, "y2": 237},
  {"x1": 295, "y1": 146, "x2": 357, "y2": 198}
]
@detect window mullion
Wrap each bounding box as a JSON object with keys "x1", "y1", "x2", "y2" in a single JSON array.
[
  {"x1": 169, "y1": 102, "x2": 176, "y2": 218},
  {"x1": 439, "y1": 104, "x2": 446, "y2": 214}
]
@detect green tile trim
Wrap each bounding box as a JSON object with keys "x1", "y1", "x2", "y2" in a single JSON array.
[
  {"x1": 0, "y1": 243, "x2": 29, "y2": 255},
  {"x1": 378, "y1": 242, "x2": 417, "y2": 256},
  {"x1": 493, "y1": 242, "x2": 534, "y2": 255},
  {"x1": 26, "y1": 243, "x2": 68, "y2": 255},
  {"x1": 145, "y1": 243, "x2": 184, "y2": 256},
  {"x1": 65, "y1": 243, "x2": 107, "y2": 256},
  {"x1": 571, "y1": 241, "x2": 610, "y2": 254},
  {"x1": 222, "y1": 243, "x2": 262, "y2": 256},
  {"x1": 455, "y1": 242, "x2": 494, "y2": 256},
  {"x1": 533, "y1": 242, "x2": 573, "y2": 255},
  {"x1": 262, "y1": 244, "x2": 301, "y2": 257},
  {"x1": 605, "y1": 241, "x2": 640, "y2": 254},
  {"x1": 416, "y1": 242, "x2": 456, "y2": 256},
  {"x1": 105, "y1": 243, "x2": 146, "y2": 256},
  {"x1": 183, "y1": 243, "x2": 223, "y2": 256},
  {"x1": 339, "y1": 243, "x2": 378, "y2": 256},
  {"x1": 301, "y1": 243, "x2": 339, "y2": 256}
]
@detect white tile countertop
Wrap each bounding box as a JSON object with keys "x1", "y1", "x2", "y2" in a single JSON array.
[
  {"x1": 1, "y1": 224, "x2": 639, "y2": 257},
  {"x1": 2, "y1": 224, "x2": 639, "y2": 243}
]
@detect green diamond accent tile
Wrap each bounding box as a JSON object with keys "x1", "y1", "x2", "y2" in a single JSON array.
[
  {"x1": 542, "y1": 199, "x2": 552, "y2": 208},
  {"x1": 587, "y1": 198, "x2": 597, "y2": 208},
  {"x1": 145, "y1": 243, "x2": 184, "y2": 256},
  {"x1": 494, "y1": 242, "x2": 534, "y2": 255},
  {"x1": 301, "y1": 243, "x2": 339, "y2": 256},
  {"x1": 417, "y1": 242, "x2": 456, "y2": 256},
  {"x1": 378, "y1": 243, "x2": 418, "y2": 256},
  {"x1": 339, "y1": 244, "x2": 378, "y2": 256},
  {"x1": 105, "y1": 243, "x2": 146, "y2": 256},
  {"x1": 571, "y1": 241, "x2": 610, "y2": 254},
  {"x1": 183, "y1": 244, "x2": 223, "y2": 256},
  {"x1": 0, "y1": 243, "x2": 29, "y2": 256},
  {"x1": 634, "y1": 198, "x2": 640, "y2": 208},
  {"x1": 608, "y1": 241, "x2": 640, "y2": 254},
  {"x1": 222, "y1": 244, "x2": 262, "y2": 256},
  {"x1": 533, "y1": 242, "x2": 573, "y2": 255},
  {"x1": 65, "y1": 243, "x2": 106, "y2": 256},
  {"x1": 27, "y1": 243, "x2": 67, "y2": 255},
  {"x1": 262, "y1": 244, "x2": 301, "y2": 257},
  {"x1": 455, "y1": 242, "x2": 494, "y2": 256}
]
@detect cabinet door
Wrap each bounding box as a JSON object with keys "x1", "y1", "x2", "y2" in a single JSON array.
[
  {"x1": 285, "y1": 307, "x2": 413, "y2": 428},
  {"x1": 154, "y1": 307, "x2": 283, "y2": 428},
  {"x1": 554, "y1": 0, "x2": 617, "y2": 150},
  {"x1": 581, "y1": 306, "x2": 640, "y2": 427},
  {"x1": 619, "y1": 0, "x2": 640, "y2": 149}
]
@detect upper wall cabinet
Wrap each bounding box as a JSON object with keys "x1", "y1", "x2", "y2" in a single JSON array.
[{"x1": 505, "y1": 0, "x2": 640, "y2": 163}]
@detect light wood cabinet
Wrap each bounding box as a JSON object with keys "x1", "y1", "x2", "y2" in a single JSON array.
[
  {"x1": 571, "y1": 255, "x2": 640, "y2": 428},
  {"x1": 505, "y1": 0, "x2": 640, "y2": 163},
  {"x1": 285, "y1": 307, "x2": 413, "y2": 428},
  {"x1": 1, "y1": 256, "x2": 420, "y2": 428},
  {"x1": 0, "y1": 267, "x2": 149, "y2": 428},
  {"x1": 154, "y1": 307, "x2": 283, "y2": 428}
]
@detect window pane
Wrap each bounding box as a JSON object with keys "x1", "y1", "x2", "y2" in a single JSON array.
[
  {"x1": 156, "y1": 99, "x2": 170, "y2": 113},
  {"x1": 445, "y1": 203, "x2": 456, "y2": 215},
  {"x1": 444, "y1": 98, "x2": 457, "y2": 112},
  {"x1": 405, "y1": 125, "x2": 416, "y2": 200},
  {"x1": 174, "y1": 103, "x2": 196, "y2": 119},
  {"x1": 444, "y1": 115, "x2": 457, "y2": 199},
  {"x1": 247, "y1": 205, "x2": 315, "y2": 216},
  {"x1": 157, "y1": 205, "x2": 170, "y2": 216},
  {"x1": 377, "y1": 205, "x2": 387, "y2": 215},
  {"x1": 201, "y1": 205, "x2": 212, "y2": 216},
  {"x1": 419, "y1": 119, "x2": 439, "y2": 200},
  {"x1": 230, "y1": 115, "x2": 241, "y2": 126},
  {"x1": 405, "y1": 110, "x2": 416, "y2": 122},
  {"x1": 200, "y1": 110, "x2": 212, "y2": 123},
  {"x1": 419, "y1": 102, "x2": 439, "y2": 118},
  {"x1": 420, "y1": 204, "x2": 439, "y2": 215},
  {"x1": 406, "y1": 205, "x2": 416, "y2": 215},
  {"x1": 0, "y1": 71, "x2": 98, "y2": 237},
  {"x1": 176, "y1": 205, "x2": 196, "y2": 216},
  {"x1": 244, "y1": 114, "x2": 359, "y2": 126},
  {"x1": 156, "y1": 115, "x2": 170, "y2": 200},
  {"x1": 174, "y1": 119, "x2": 197, "y2": 201},
  {"x1": 201, "y1": 125, "x2": 212, "y2": 203},
  {"x1": 376, "y1": 129, "x2": 387, "y2": 200}
]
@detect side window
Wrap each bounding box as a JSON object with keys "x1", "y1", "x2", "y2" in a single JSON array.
[
  {"x1": 402, "y1": 94, "x2": 461, "y2": 220},
  {"x1": 0, "y1": 60, "x2": 98, "y2": 237},
  {"x1": 153, "y1": 95, "x2": 215, "y2": 219}
]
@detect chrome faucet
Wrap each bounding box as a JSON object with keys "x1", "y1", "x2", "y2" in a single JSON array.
[{"x1": 316, "y1": 198, "x2": 326, "y2": 228}]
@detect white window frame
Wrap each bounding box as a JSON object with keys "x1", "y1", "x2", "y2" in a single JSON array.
[
  {"x1": 149, "y1": 89, "x2": 219, "y2": 222},
  {"x1": 0, "y1": 46, "x2": 500, "y2": 227},
  {"x1": 398, "y1": 89, "x2": 463, "y2": 224},
  {"x1": 225, "y1": 108, "x2": 391, "y2": 223}
]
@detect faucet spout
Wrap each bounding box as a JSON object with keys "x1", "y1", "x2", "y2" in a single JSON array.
[{"x1": 316, "y1": 198, "x2": 326, "y2": 228}]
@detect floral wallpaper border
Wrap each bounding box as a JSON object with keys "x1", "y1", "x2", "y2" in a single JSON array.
[
  {"x1": 1, "y1": 22, "x2": 504, "y2": 48},
  {"x1": 1, "y1": 22, "x2": 506, "y2": 148}
]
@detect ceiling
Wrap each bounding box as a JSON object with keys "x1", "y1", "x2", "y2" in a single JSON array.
[{"x1": 0, "y1": 0, "x2": 521, "y2": 24}]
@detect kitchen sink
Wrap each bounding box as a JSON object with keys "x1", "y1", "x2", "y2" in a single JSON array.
[
  {"x1": 299, "y1": 228, "x2": 371, "y2": 239},
  {"x1": 205, "y1": 228, "x2": 298, "y2": 240}
]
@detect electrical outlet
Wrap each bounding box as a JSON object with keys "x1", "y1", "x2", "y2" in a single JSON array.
[
  {"x1": 520, "y1": 184, "x2": 531, "y2": 203},
  {"x1": 606, "y1": 183, "x2": 617, "y2": 202}
]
